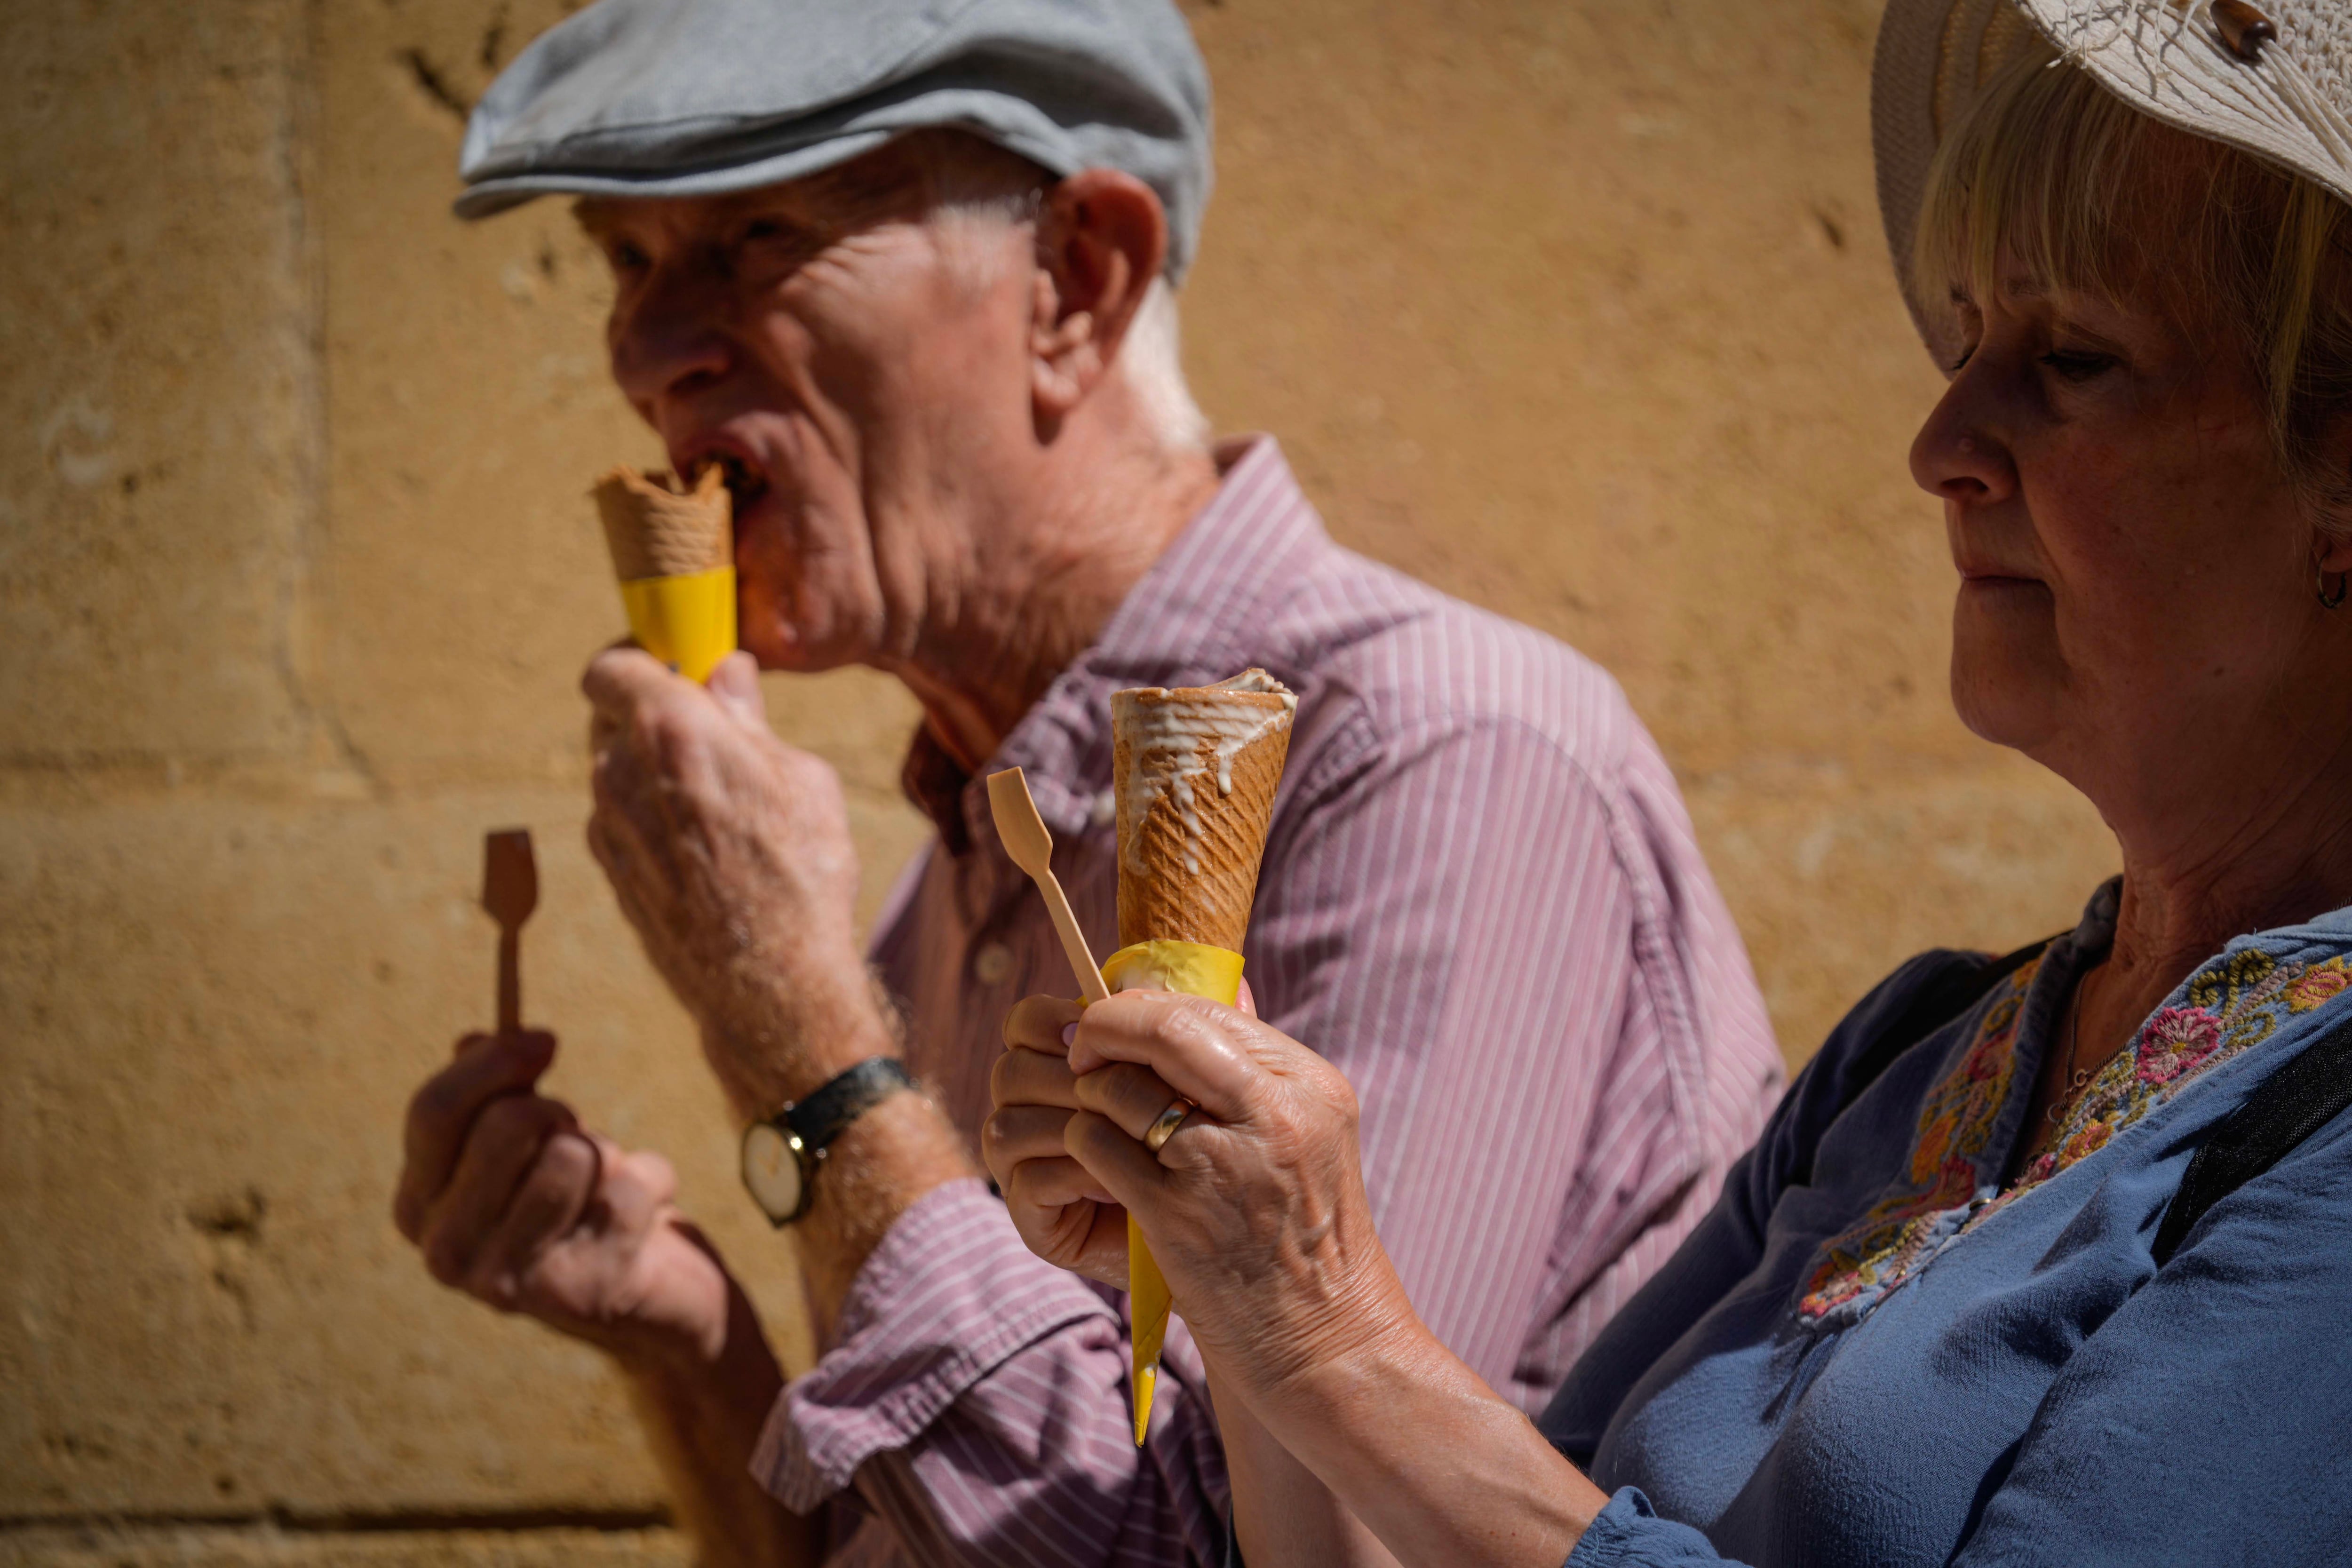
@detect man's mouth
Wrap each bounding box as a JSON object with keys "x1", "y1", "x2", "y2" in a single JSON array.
[{"x1": 680, "y1": 441, "x2": 771, "y2": 516}]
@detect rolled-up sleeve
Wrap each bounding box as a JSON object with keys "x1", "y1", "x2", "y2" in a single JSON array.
[
  {"x1": 753, "y1": 1178, "x2": 1231, "y2": 1567},
  {"x1": 1568, "y1": 1488, "x2": 1748, "y2": 1567}
]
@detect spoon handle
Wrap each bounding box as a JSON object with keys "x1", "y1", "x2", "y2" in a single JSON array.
[
  {"x1": 1040, "y1": 873, "x2": 1112, "y2": 1005},
  {"x1": 497, "y1": 925, "x2": 522, "y2": 1036}
]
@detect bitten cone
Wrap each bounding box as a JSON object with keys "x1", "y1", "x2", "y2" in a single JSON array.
[
  {"x1": 593, "y1": 465, "x2": 737, "y2": 681},
  {"x1": 594, "y1": 463, "x2": 732, "y2": 580}
]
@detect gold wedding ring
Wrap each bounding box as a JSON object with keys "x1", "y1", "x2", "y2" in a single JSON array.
[{"x1": 1143, "y1": 1096, "x2": 1195, "y2": 1154}]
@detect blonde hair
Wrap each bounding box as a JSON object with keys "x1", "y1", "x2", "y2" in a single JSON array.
[{"x1": 1914, "y1": 38, "x2": 2352, "y2": 529}]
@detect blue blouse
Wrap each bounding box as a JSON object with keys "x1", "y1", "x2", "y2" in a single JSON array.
[{"x1": 1542, "y1": 883, "x2": 2352, "y2": 1567}]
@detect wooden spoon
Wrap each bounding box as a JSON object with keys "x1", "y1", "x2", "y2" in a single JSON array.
[
  {"x1": 481, "y1": 828, "x2": 538, "y2": 1036},
  {"x1": 985, "y1": 769, "x2": 1111, "y2": 1005}
]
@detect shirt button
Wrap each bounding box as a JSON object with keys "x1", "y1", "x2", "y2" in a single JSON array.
[{"x1": 973, "y1": 942, "x2": 1016, "y2": 986}]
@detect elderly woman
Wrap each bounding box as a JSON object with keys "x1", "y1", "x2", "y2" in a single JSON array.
[{"x1": 987, "y1": 1, "x2": 2352, "y2": 1564}]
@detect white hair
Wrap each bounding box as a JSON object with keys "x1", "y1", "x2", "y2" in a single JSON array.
[
  {"x1": 918, "y1": 131, "x2": 1210, "y2": 453},
  {"x1": 1113, "y1": 277, "x2": 1211, "y2": 453}
]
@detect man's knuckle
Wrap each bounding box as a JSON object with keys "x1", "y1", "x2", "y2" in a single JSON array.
[
  {"x1": 540, "y1": 1133, "x2": 597, "y2": 1190},
  {"x1": 410, "y1": 1077, "x2": 460, "y2": 1131},
  {"x1": 643, "y1": 1157, "x2": 679, "y2": 1206},
  {"x1": 478, "y1": 1095, "x2": 543, "y2": 1146},
  {"x1": 469, "y1": 1260, "x2": 524, "y2": 1311},
  {"x1": 473, "y1": 1093, "x2": 524, "y2": 1136},
  {"x1": 422, "y1": 1234, "x2": 467, "y2": 1288},
  {"x1": 635, "y1": 708, "x2": 692, "y2": 771}
]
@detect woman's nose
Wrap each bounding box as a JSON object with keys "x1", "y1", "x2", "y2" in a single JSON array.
[
  {"x1": 1908, "y1": 364, "x2": 2017, "y2": 507},
  {"x1": 608, "y1": 260, "x2": 734, "y2": 408}
]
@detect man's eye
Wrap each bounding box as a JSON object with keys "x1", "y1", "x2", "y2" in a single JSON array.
[
  {"x1": 2039, "y1": 350, "x2": 2116, "y2": 382},
  {"x1": 606, "y1": 242, "x2": 650, "y2": 273}
]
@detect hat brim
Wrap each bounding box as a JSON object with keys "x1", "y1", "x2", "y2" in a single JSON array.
[
  {"x1": 454, "y1": 128, "x2": 896, "y2": 219},
  {"x1": 1870, "y1": 0, "x2": 2030, "y2": 364},
  {"x1": 1874, "y1": 0, "x2": 2352, "y2": 364},
  {"x1": 454, "y1": 119, "x2": 1084, "y2": 222}
]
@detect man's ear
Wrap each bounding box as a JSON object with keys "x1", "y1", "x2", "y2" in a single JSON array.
[{"x1": 1029, "y1": 168, "x2": 1167, "y2": 424}]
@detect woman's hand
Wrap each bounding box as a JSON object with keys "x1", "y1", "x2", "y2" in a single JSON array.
[
  {"x1": 989, "y1": 988, "x2": 1420, "y2": 1404},
  {"x1": 990, "y1": 992, "x2": 1604, "y2": 1568}
]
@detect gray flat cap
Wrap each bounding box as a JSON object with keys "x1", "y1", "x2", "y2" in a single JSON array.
[{"x1": 456, "y1": 0, "x2": 1214, "y2": 280}]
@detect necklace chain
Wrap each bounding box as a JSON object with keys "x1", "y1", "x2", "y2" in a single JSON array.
[{"x1": 2047, "y1": 978, "x2": 2098, "y2": 1128}]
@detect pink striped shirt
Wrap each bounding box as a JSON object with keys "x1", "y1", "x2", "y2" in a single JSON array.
[{"x1": 750, "y1": 437, "x2": 1784, "y2": 1567}]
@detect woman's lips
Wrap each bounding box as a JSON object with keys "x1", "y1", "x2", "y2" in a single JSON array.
[
  {"x1": 1955, "y1": 557, "x2": 2043, "y2": 588},
  {"x1": 1956, "y1": 571, "x2": 2051, "y2": 609}
]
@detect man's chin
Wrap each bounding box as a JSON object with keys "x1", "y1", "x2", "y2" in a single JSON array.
[
  {"x1": 740, "y1": 635, "x2": 842, "y2": 675},
  {"x1": 739, "y1": 615, "x2": 866, "y2": 675}
]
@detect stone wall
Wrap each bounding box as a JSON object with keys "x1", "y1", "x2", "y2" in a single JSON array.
[{"x1": 0, "y1": 0, "x2": 2114, "y2": 1560}]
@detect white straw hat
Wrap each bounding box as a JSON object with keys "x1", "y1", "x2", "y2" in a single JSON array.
[{"x1": 1873, "y1": 0, "x2": 2352, "y2": 351}]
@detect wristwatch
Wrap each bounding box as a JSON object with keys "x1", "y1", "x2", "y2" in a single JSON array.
[{"x1": 739, "y1": 1058, "x2": 915, "y2": 1226}]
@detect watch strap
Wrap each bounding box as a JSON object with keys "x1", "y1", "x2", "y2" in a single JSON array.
[{"x1": 781, "y1": 1057, "x2": 914, "y2": 1154}]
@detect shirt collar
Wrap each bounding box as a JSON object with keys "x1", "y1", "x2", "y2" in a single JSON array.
[{"x1": 898, "y1": 436, "x2": 1331, "y2": 852}]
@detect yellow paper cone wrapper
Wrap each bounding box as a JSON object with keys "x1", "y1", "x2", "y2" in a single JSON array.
[
  {"x1": 620, "y1": 566, "x2": 737, "y2": 684},
  {"x1": 1102, "y1": 939, "x2": 1246, "y2": 1003},
  {"x1": 1127, "y1": 1213, "x2": 1169, "y2": 1447},
  {"x1": 1103, "y1": 938, "x2": 1245, "y2": 1443}
]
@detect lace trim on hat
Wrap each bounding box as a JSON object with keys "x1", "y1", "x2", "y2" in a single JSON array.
[{"x1": 2042, "y1": 2, "x2": 2352, "y2": 187}]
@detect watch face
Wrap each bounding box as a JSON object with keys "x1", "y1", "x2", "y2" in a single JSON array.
[{"x1": 741, "y1": 1122, "x2": 805, "y2": 1224}]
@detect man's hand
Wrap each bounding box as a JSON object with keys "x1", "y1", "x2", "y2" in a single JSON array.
[
  {"x1": 393, "y1": 1029, "x2": 733, "y2": 1370},
  {"x1": 584, "y1": 647, "x2": 891, "y2": 1119},
  {"x1": 395, "y1": 1030, "x2": 815, "y2": 1568}
]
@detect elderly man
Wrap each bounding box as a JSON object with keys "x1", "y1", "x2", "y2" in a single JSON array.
[{"x1": 392, "y1": 2, "x2": 1783, "y2": 1565}]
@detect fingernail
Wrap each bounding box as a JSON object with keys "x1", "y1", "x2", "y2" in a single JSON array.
[{"x1": 1061, "y1": 1022, "x2": 1078, "y2": 1048}]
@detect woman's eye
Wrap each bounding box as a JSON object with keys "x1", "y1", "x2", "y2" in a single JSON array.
[
  {"x1": 604, "y1": 242, "x2": 649, "y2": 274},
  {"x1": 2039, "y1": 350, "x2": 2117, "y2": 382}
]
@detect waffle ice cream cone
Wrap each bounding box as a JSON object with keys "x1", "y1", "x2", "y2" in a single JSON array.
[
  {"x1": 592, "y1": 465, "x2": 736, "y2": 682},
  {"x1": 1112, "y1": 669, "x2": 1295, "y2": 950},
  {"x1": 1107, "y1": 668, "x2": 1294, "y2": 1444}
]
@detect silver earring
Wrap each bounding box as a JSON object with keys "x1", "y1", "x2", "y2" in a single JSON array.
[{"x1": 2320, "y1": 568, "x2": 2348, "y2": 612}]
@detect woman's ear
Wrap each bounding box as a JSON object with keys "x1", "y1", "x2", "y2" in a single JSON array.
[
  {"x1": 2318, "y1": 529, "x2": 2352, "y2": 578},
  {"x1": 1029, "y1": 168, "x2": 1168, "y2": 424}
]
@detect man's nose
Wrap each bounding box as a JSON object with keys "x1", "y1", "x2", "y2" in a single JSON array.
[
  {"x1": 609, "y1": 259, "x2": 734, "y2": 408},
  {"x1": 1908, "y1": 360, "x2": 2017, "y2": 508}
]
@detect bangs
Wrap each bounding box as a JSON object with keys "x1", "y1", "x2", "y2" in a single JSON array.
[
  {"x1": 1910, "y1": 36, "x2": 2352, "y2": 525},
  {"x1": 1912, "y1": 38, "x2": 2170, "y2": 338}
]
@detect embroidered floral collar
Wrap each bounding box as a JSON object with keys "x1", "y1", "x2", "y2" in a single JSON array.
[{"x1": 1798, "y1": 889, "x2": 2352, "y2": 1325}]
